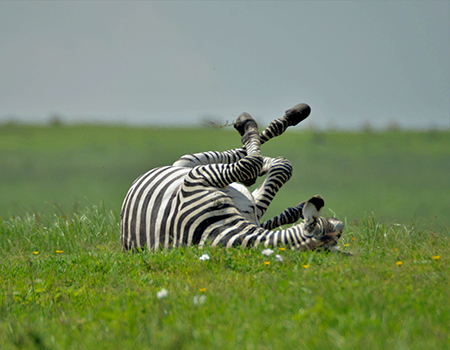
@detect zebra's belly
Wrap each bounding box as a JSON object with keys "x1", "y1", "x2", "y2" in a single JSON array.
[{"x1": 220, "y1": 183, "x2": 258, "y2": 225}]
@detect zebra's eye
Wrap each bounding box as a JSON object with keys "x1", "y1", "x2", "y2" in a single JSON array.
[{"x1": 327, "y1": 217, "x2": 345, "y2": 232}]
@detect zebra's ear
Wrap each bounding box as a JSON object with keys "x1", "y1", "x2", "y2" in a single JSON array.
[{"x1": 302, "y1": 195, "x2": 325, "y2": 220}]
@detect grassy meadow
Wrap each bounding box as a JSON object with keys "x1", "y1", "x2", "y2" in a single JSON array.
[{"x1": 1, "y1": 123, "x2": 449, "y2": 349}]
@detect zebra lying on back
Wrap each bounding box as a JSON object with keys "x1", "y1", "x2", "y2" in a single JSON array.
[{"x1": 120, "y1": 103, "x2": 346, "y2": 253}]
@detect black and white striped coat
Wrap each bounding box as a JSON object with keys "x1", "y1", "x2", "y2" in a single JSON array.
[{"x1": 120, "y1": 104, "x2": 345, "y2": 252}]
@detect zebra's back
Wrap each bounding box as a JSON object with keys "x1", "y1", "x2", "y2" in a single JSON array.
[{"x1": 120, "y1": 166, "x2": 191, "y2": 251}]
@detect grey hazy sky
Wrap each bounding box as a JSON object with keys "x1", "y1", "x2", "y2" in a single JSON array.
[{"x1": 1, "y1": 1, "x2": 449, "y2": 129}]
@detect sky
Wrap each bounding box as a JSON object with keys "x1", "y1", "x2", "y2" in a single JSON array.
[{"x1": 1, "y1": 1, "x2": 449, "y2": 130}]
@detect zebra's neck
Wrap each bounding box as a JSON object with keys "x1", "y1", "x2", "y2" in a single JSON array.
[{"x1": 198, "y1": 215, "x2": 327, "y2": 250}]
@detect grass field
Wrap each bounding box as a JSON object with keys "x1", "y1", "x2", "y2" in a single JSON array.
[{"x1": 1, "y1": 124, "x2": 449, "y2": 349}]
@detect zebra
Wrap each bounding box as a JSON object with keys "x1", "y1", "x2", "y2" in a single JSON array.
[{"x1": 120, "y1": 103, "x2": 347, "y2": 253}]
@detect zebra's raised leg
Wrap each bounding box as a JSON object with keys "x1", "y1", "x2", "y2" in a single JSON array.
[
  {"x1": 184, "y1": 112, "x2": 263, "y2": 190},
  {"x1": 172, "y1": 148, "x2": 247, "y2": 168},
  {"x1": 259, "y1": 103, "x2": 311, "y2": 145},
  {"x1": 171, "y1": 109, "x2": 262, "y2": 169},
  {"x1": 251, "y1": 156, "x2": 293, "y2": 221},
  {"x1": 234, "y1": 112, "x2": 261, "y2": 157},
  {"x1": 241, "y1": 104, "x2": 311, "y2": 219},
  {"x1": 234, "y1": 103, "x2": 311, "y2": 189},
  {"x1": 172, "y1": 103, "x2": 310, "y2": 169}
]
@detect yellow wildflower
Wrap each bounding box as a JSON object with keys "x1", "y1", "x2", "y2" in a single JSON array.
[
  {"x1": 432, "y1": 255, "x2": 440, "y2": 260},
  {"x1": 302, "y1": 265, "x2": 309, "y2": 269},
  {"x1": 352, "y1": 237, "x2": 356, "y2": 241},
  {"x1": 264, "y1": 261, "x2": 271, "y2": 266},
  {"x1": 278, "y1": 247, "x2": 286, "y2": 251},
  {"x1": 344, "y1": 244, "x2": 350, "y2": 247},
  {"x1": 33, "y1": 251, "x2": 39, "y2": 255},
  {"x1": 394, "y1": 248, "x2": 398, "y2": 252},
  {"x1": 396, "y1": 261, "x2": 403, "y2": 266},
  {"x1": 199, "y1": 288, "x2": 206, "y2": 293},
  {"x1": 55, "y1": 250, "x2": 63, "y2": 254}
]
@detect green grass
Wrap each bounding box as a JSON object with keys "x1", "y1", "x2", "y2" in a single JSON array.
[
  {"x1": 1, "y1": 205, "x2": 449, "y2": 349},
  {"x1": 1, "y1": 124, "x2": 449, "y2": 348}
]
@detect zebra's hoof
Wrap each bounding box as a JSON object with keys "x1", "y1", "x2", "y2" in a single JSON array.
[
  {"x1": 235, "y1": 113, "x2": 258, "y2": 136},
  {"x1": 284, "y1": 104, "x2": 311, "y2": 126}
]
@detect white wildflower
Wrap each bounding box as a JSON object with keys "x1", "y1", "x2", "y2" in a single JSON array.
[
  {"x1": 261, "y1": 249, "x2": 274, "y2": 256},
  {"x1": 275, "y1": 254, "x2": 284, "y2": 262},
  {"x1": 156, "y1": 288, "x2": 168, "y2": 299},
  {"x1": 193, "y1": 295, "x2": 206, "y2": 306},
  {"x1": 199, "y1": 254, "x2": 210, "y2": 261}
]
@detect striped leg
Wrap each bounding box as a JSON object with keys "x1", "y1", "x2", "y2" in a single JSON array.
[
  {"x1": 260, "y1": 202, "x2": 305, "y2": 230},
  {"x1": 173, "y1": 103, "x2": 311, "y2": 170},
  {"x1": 259, "y1": 103, "x2": 311, "y2": 145},
  {"x1": 251, "y1": 156, "x2": 293, "y2": 220},
  {"x1": 171, "y1": 110, "x2": 264, "y2": 169},
  {"x1": 172, "y1": 148, "x2": 247, "y2": 168},
  {"x1": 238, "y1": 103, "x2": 311, "y2": 188},
  {"x1": 247, "y1": 104, "x2": 311, "y2": 219},
  {"x1": 185, "y1": 113, "x2": 263, "y2": 189}
]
